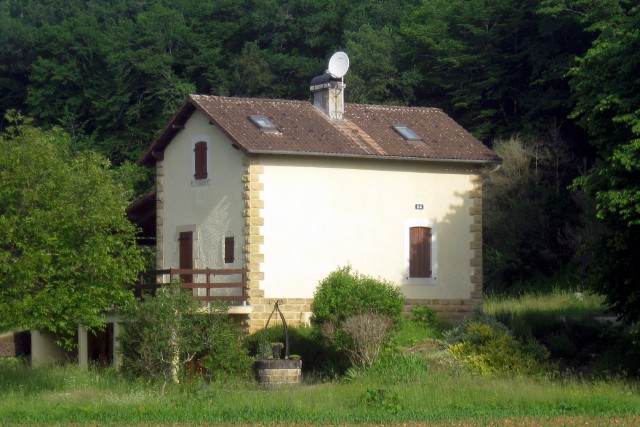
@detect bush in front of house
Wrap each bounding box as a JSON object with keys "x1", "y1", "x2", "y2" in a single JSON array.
[
  {"x1": 442, "y1": 309, "x2": 554, "y2": 376},
  {"x1": 311, "y1": 266, "x2": 405, "y2": 369},
  {"x1": 311, "y1": 266, "x2": 405, "y2": 325},
  {"x1": 118, "y1": 283, "x2": 251, "y2": 386},
  {"x1": 411, "y1": 305, "x2": 438, "y2": 328}
]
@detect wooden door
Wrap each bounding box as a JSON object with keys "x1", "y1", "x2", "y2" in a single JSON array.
[{"x1": 179, "y1": 231, "x2": 193, "y2": 283}]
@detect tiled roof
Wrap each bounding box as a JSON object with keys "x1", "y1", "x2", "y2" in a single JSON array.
[{"x1": 139, "y1": 95, "x2": 500, "y2": 166}]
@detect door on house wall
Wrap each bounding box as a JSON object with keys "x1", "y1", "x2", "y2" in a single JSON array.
[{"x1": 179, "y1": 231, "x2": 193, "y2": 283}]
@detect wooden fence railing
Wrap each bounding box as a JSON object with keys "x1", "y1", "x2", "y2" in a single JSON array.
[{"x1": 133, "y1": 268, "x2": 248, "y2": 304}]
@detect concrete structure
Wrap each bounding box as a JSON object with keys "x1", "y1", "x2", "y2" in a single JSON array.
[
  {"x1": 30, "y1": 330, "x2": 74, "y2": 367},
  {"x1": 133, "y1": 75, "x2": 500, "y2": 332}
]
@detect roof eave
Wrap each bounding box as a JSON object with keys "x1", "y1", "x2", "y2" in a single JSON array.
[{"x1": 246, "y1": 149, "x2": 502, "y2": 165}]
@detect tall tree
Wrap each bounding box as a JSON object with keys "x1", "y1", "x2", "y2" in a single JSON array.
[
  {"x1": 0, "y1": 113, "x2": 144, "y2": 344},
  {"x1": 543, "y1": 0, "x2": 640, "y2": 322},
  {"x1": 345, "y1": 24, "x2": 419, "y2": 105}
]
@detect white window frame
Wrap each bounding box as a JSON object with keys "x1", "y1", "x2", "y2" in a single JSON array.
[
  {"x1": 191, "y1": 134, "x2": 210, "y2": 186},
  {"x1": 404, "y1": 219, "x2": 437, "y2": 285}
]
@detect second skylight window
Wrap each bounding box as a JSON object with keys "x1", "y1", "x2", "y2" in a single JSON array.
[{"x1": 393, "y1": 125, "x2": 421, "y2": 141}]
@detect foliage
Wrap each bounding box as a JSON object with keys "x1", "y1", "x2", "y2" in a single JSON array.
[
  {"x1": 359, "y1": 387, "x2": 402, "y2": 414},
  {"x1": 0, "y1": 113, "x2": 143, "y2": 347},
  {"x1": 1, "y1": 0, "x2": 589, "y2": 161},
  {"x1": 485, "y1": 290, "x2": 640, "y2": 377},
  {"x1": 344, "y1": 24, "x2": 419, "y2": 105},
  {"x1": 442, "y1": 310, "x2": 553, "y2": 376},
  {"x1": 119, "y1": 284, "x2": 251, "y2": 384},
  {"x1": 539, "y1": 0, "x2": 640, "y2": 323},
  {"x1": 193, "y1": 314, "x2": 252, "y2": 382},
  {"x1": 311, "y1": 266, "x2": 405, "y2": 325},
  {"x1": 411, "y1": 306, "x2": 438, "y2": 329},
  {"x1": 483, "y1": 137, "x2": 590, "y2": 292},
  {"x1": 404, "y1": 0, "x2": 591, "y2": 140},
  {"x1": 311, "y1": 267, "x2": 404, "y2": 369}
]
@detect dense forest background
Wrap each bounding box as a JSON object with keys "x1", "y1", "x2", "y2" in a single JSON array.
[{"x1": 1, "y1": 0, "x2": 638, "y2": 319}]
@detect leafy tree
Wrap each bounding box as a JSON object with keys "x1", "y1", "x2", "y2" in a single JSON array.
[
  {"x1": 543, "y1": 0, "x2": 640, "y2": 322},
  {"x1": 0, "y1": 113, "x2": 144, "y2": 345},
  {"x1": 345, "y1": 24, "x2": 419, "y2": 105}
]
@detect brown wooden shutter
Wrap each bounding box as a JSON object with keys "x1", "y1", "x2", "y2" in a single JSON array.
[
  {"x1": 224, "y1": 236, "x2": 235, "y2": 264},
  {"x1": 179, "y1": 231, "x2": 193, "y2": 283},
  {"x1": 194, "y1": 141, "x2": 207, "y2": 180},
  {"x1": 409, "y1": 226, "x2": 432, "y2": 278}
]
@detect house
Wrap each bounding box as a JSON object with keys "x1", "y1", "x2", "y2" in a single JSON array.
[{"x1": 131, "y1": 74, "x2": 501, "y2": 333}]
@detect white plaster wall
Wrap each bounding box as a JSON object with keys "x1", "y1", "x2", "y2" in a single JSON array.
[
  {"x1": 161, "y1": 112, "x2": 245, "y2": 271},
  {"x1": 259, "y1": 156, "x2": 476, "y2": 300}
]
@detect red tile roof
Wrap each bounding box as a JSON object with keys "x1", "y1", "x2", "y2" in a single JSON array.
[{"x1": 139, "y1": 95, "x2": 500, "y2": 166}]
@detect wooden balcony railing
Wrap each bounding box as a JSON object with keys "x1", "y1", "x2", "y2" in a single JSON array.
[{"x1": 133, "y1": 268, "x2": 248, "y2": 305}]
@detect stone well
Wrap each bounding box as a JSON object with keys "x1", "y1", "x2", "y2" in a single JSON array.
[{"x1": 254, "y1": 359, "x2": 302, "y2": 385}]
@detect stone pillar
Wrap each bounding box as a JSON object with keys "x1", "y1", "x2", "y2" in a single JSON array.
[
  {"x1": 112, "y1": 321, "x2": 123, "y2": 370},
  {"x1": 77, "y1": 325, "x2": 88, "y2": 369},
  {"x1": 242, "y1": 157, "x2": 267, "y2": 332}
]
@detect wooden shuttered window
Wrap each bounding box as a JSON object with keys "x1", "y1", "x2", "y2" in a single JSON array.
[
  {"x1": 409, "y1": 226, "x2": 432, "y2": 278},
  {"x1": 194, "y1": 141, "x2": 207, "y2": 180},
  {"x1": 224, "y1": 236, "x2": 235, "y2": 264}
]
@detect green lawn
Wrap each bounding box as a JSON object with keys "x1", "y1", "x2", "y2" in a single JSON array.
[{"x1": 1, "y1": 352, "x2": 639, "y2": 424}]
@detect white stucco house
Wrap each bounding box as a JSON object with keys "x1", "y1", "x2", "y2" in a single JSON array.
[{"x1": 129, "y1": 75, "x2": 501, "y2": 332}]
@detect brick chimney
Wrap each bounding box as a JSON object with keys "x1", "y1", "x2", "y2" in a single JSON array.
[{"x1": 310, "y1": 74, "x2": 345, "y2": 120}]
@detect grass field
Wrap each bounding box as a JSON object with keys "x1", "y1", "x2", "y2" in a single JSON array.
[
  {"x1": 1, "y1": 291, "x2": 638, "y2": 425},
  {"x1": 0, "y1": 356, "x2": 639, "y2": 425},
  {"x1": 484, "y1": 289, "x2": 607, "y2": 318}
]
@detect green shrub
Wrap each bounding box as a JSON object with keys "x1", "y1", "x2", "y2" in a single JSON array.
[
  {"x1": 411, "y1": 306, "x2": 438, "y2": 328},
  {"x1": 119, "y1": 284, "x2": 251, "y2": 384},
  {"x1": 310, "y1": 267, "x2": 405, "y2": 369},
  {"x1": 311, "y1": 266, "x2": 405, "y2": 325},
  {"x1": 359, "y1": 388, "x2": 402, "y2": 414},
  {"x1": 443, "y1": 310, "x2": 553, "y2": 376},
  {"x1": 192, "y1": 313, "x2": 252, "y2": 381}
]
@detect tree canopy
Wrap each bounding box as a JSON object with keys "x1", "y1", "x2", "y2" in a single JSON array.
[
  {"x1": 0, "y1": 112, "x2": 143, "y2": 343},
  {"x1": 550, "y1": 0, "x2": 640, "y2": 323}
]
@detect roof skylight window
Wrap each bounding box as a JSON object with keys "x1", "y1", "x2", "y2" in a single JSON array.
[
  {"x1": 393, "y1": 125, "x2": 421, "y2": 141},
  {"x1": 248, "y1": 115, "x2": 280, "y2": 133}
]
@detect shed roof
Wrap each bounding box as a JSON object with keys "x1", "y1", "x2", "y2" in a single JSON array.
[{"x1": 139, "y1": 95, "x2": 500, "y2": 166}]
